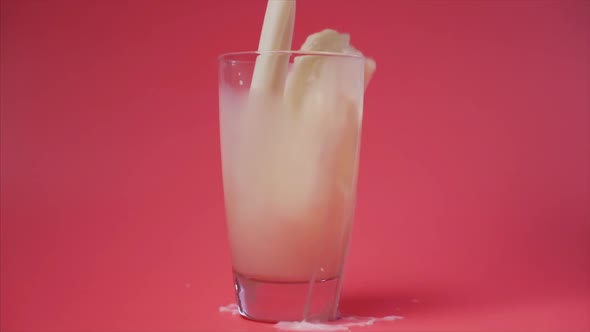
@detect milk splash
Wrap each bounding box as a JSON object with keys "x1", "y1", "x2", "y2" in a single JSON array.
[
  {"x1": 219, "y1": 303, "x2": 403, "y2": 331},
  {"x1": 274, "y1": 315, "x2": 403, "y2": 332},
  {"x1": 218, "y1": 303, "x2": 240, "y2": 316}
]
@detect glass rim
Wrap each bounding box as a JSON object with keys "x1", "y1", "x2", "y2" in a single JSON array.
[{"x1": 218, "y1": 50, "x2": 365, "y2": 62}]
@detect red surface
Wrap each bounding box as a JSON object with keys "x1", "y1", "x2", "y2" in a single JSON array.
[{"x1": 1, "y1": 0, "x2": 589, "y2": 331}]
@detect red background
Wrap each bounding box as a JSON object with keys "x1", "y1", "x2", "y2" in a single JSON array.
[{"x1": 1, "y1": 0, "x2": 589, "y2": 331}]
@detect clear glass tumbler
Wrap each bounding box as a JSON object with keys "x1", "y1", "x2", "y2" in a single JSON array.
[{"x1": 218, "y1": 51, "x2": 365, "y2": 323}]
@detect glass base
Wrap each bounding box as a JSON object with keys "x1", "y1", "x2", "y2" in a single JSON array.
[{"x1": 234, "y1": 271, "x2": 342, "y2": 323}]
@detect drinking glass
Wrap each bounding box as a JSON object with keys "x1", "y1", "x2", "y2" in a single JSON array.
[{"x1": 218, "y1": 51, "x2": 365, "y2": 322}]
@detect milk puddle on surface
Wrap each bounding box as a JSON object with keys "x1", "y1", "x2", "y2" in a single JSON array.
[{"x1": 219, "y1": 303, "x2": 403, "y2": 331}]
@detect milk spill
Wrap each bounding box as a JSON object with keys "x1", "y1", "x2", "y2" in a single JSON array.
[{"x1": 219, "y1": 303, "x2": 403, "y2": 331}]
